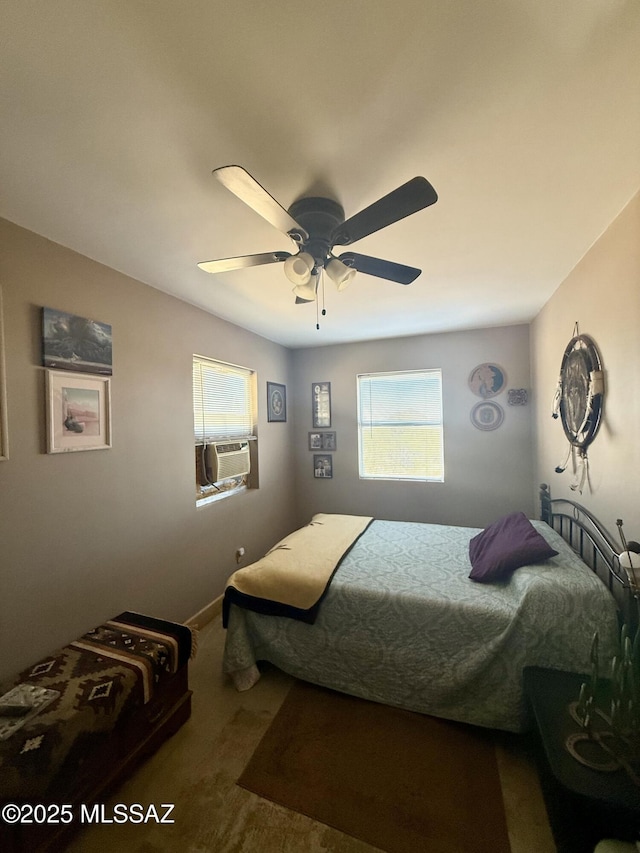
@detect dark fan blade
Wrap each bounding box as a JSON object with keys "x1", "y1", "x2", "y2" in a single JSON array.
[
  {"x1": 198, "y1": 251, "x2": 290, "y2": 275},
  {"x1": 339, "y1": 252, "x2": 421, "y2": 284},
  {"x1": 214, "y1": 166, "x2": 308, "y2": 242},
  {"x1": 331, "y1": 177, "x2": 437, "y2": 246}
]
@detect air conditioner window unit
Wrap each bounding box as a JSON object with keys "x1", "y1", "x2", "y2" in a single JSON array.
[{"x1": 204, "y1": 440, "x2": 251, "y2": 483}]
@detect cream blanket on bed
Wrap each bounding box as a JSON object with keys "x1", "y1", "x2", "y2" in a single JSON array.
[{"x1": 226, "y1": 513, "x2": 373, "y2": 610}]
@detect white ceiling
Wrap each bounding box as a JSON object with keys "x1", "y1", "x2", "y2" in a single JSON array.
[{"x1": 2, "y1": 1, "x2": 639, "y2": 348}]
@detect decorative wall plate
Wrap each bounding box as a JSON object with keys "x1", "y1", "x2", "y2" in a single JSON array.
[
  {"x1": 507, "y1": 388, "x2": 528, "y2": 406},
  {"x1": 468, "y1": 363, "x2": 507, "y2": 399},
  {"x1": 471, "y1": 401, "x2": 504, "y2": 431}
]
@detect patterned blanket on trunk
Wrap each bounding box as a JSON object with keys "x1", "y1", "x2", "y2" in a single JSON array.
[{"x1": 0, "y1": 611, "x2": 192, "y2": 800}]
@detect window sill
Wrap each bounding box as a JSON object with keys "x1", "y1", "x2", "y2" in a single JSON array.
[
  {"x1": 196, "y1": 484, "x2": 247, "y2": 508},
  {"x1": 358, "y1": 476, "x2": 445, "y2": 483}
]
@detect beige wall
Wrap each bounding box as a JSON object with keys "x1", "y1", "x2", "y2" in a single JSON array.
[
  {"x1": 531, "y1": 191, "x2": 640, "y2": 537},
  {"x1": 0, "y1": 218, "x2": 296, "y2": 680},
  {"x1": 3, "y1": 188, "x2": 636, "y2": 680},
  {"x1": 291, "y1": 324, "x2": 534, "y2": 529}
]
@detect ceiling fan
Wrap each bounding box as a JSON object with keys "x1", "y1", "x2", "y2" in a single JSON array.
[{"x1": 198, "y1": 166, "x2": 438, "y2": 303}]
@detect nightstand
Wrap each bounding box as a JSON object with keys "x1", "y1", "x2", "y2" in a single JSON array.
[{"x1": 524, "y1": 666, "x2": 640, "y2": 853}]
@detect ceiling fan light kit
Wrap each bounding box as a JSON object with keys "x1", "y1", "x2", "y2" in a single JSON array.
[{"x1": 198, "y1": 165, "x2": 438, "y2": 312}]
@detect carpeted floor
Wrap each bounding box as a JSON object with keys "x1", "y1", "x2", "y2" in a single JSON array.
[
  {"x1": 239, "y1": 680, "x2": 511, "y2": 853},
  {"x1": 65, "y1": 615, "x2": 555, "y2": 852}
]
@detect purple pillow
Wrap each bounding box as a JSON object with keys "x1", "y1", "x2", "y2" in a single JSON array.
[{"x1": 468, "y1": 512, "x2": 558, "y2": 583}]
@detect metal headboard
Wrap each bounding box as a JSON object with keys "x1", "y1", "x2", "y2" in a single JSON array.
[{"x1": 539, "y1": 483, "x2": 639, "y2": 632}]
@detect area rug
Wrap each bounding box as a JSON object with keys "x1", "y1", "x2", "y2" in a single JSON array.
[{"x1": 238, "y1": 680, "x2": 511, "y2": 853}]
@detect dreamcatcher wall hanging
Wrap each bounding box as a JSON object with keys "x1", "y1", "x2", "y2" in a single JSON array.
[{"x1": 552, "y1": 324, "x2": 605, "y2": 494}]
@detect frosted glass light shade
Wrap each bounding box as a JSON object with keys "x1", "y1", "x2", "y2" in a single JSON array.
[
  {"x1": 284, "y1": 252, "x2": 315, "y2": 285},
  {"x1": 292, "y1": 277, "x2": 318, "y2": 302},
  {"x1": 326, "y1": 257, "x2": 357, "y2": 291}
]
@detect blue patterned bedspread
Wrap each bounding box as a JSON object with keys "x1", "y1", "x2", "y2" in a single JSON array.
[{"x1": 223, "y1": 519, "x2": 619, "y2": 732}]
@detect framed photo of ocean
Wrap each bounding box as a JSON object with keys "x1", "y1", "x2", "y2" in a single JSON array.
[{"x1": 42, "y1": 307, "x2": 113, "y2": 375}]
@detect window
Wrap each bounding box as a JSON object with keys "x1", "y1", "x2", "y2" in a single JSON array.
[
  {"x1": 193, "y1": 356, "x2": 256, "y2": 500},
  {"x1": 357, "y1": 369, "x2": 444, "y2": 482}
]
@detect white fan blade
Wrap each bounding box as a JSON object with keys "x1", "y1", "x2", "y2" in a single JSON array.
[{"x1": 214, "y1": 166, "x2": 308, "y2": 242}]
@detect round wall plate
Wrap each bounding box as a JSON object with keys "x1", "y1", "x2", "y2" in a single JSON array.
[
  {"x1": 468, "y1": 363, "x2": 507, "y2": 399},
  {"x1": 471, "y1": 401, "x2": 504, "y2": 431}
]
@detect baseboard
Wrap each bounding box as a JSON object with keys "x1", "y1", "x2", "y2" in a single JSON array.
[{"x1": 185, "y1": 594, "x2": 223, "y2": 629}]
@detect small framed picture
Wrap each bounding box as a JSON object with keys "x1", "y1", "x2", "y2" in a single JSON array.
[
  {"x1": 46, "y1": 370, "x2": 112, "y2": 453},
  {"x1": 313, "y1": 454, "x2": 333, "y2": 478},
  {"x1": 322, "y1": 431, "x2": 336, "y2": 450},
  {"x1": 309, "y1": 432, "x2": 323, "y2": 450},
  {"x1": 267, "y1": 382, "x2": 287, "y2": 422},
  {"x1": 309, "y1": 431, "x2": 336, "y2": 450},
  {"x1": 312, "y1": 382, "x2": 331, "y2": 428}
]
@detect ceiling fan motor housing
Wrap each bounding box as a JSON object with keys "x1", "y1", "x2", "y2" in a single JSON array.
[{"x1": 287, "y1": 197, "x2": 345, "y2": 271}]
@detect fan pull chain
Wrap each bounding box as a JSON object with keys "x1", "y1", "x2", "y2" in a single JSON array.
[{"x1": 316, "y1": 270, "x2": 327, "y2": 330}]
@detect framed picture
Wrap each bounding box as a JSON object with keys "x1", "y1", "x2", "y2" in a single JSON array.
[
  {"x1": 322, "y1": 431, "x2": 336, "y2": 450},
  {"x1": 267, "y1": 382, "x2": 286, "y2": 422},
  {"x1": 309, "y1": 431, "x2": 322, "y2": 450},
  {"x1": 312, "y1": 382, "x2": 331, "y2": 428},
  {"x1": 308, "y1": 431, "x2": 336, "y2": 450},
  {"x1": 46, "y1": 370, "x2": 112, "y2": 453},
  {"x1": 313, "y1": 454, "x2": 333, "y2": 479},
  {"x1": 42, "y1": 307, "x2": 113, "y2": 375},
  {"x1": 0, "y1": 288, "x2": 8, "y2": 461}
]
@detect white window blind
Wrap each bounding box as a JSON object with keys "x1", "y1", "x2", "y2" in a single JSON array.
[
  {"x1": 193, "y1": 356, "x2": 254, "y2": 443},
  {"x1": 357, "y1": 369, "x2": 444, "y2": 481}
]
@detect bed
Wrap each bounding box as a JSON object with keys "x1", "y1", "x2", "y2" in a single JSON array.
[{"x1": 223, "y1": 486, "x2": 636, "y2": 733}]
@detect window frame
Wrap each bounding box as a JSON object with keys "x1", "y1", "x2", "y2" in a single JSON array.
[
  {"x1": 192, "y1": 355, "x2": 257, "y2": 503},
  {"x1": 356, "y1": 368, "x2": 444, "y2": 483}
]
